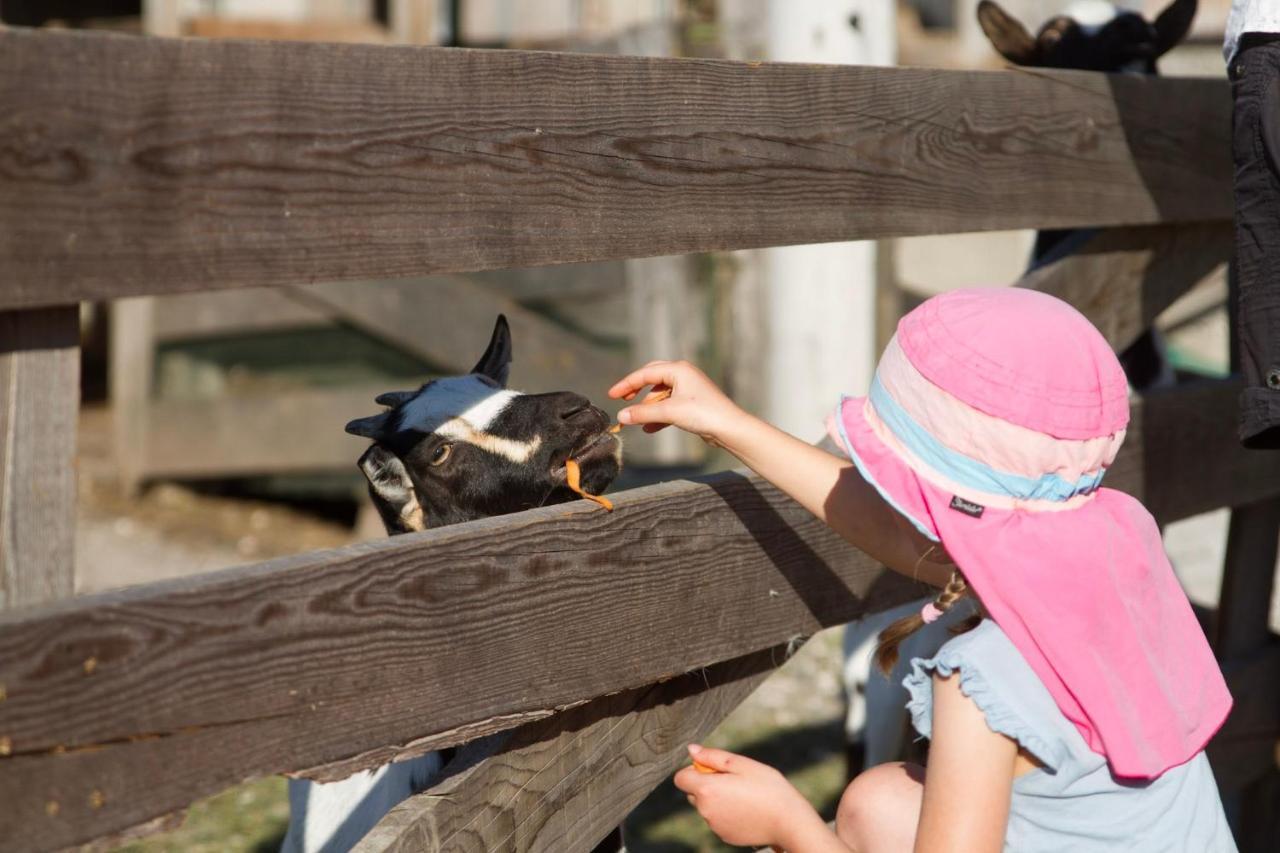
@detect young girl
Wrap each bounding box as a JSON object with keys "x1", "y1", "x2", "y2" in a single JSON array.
[{"x1": 608, "y1": 288, "x2": 1235, "y2": 852}]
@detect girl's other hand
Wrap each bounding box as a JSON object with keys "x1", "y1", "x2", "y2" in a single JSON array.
[
  {"x1": 608, "y1": 360, "x2": 743, "y2": 447},
  {"x1": 673, "y1": 744, "x2": 824, "y2": 850}
]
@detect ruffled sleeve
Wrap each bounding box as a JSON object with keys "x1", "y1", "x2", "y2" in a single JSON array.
[{"x1": 902, "y1": 621, "x2": 1071, "y2": 772}]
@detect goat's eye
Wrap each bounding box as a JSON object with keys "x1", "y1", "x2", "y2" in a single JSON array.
[{"x1": 430, "y1": 443, "x2": 453, "y2": 466}]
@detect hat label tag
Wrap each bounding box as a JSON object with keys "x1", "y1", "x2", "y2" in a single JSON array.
[{"x1": 949, "y1": 495, "x2": 985, "y2": 518}]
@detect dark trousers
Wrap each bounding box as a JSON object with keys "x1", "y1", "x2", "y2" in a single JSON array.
[{"x1": 1231, "y1": 34, "x2": 1280, "y2": 448}]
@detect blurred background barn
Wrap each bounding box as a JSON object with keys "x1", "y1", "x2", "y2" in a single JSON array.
[{"x1": 0, "y1": 1, "x2": 1248, "y2": 850}]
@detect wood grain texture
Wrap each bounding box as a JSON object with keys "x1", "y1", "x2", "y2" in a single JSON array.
[
  {"x1": 0, "y1": 307, "x2": 78, "y2": 610},
  {"x1": 354, "y1": 647, "x2": 786, "y2": 853},
  {"x1": 1020, "y1": 223, "x2": 1232, "y2": 352},
  {"x1": 0, "y1": 377, "x2": 1274, "y2": 849},
  {"x1": 1108, "y1": 378, "x2": 1280, "y2": 524},
  {"x1": 0, "y1": 27, "x2": 1230, "y2": 310},
  {"x1": 0, "y1": 467, "x2": 921, "y2": 851}
]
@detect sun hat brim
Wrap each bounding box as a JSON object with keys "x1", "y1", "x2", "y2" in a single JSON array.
[{"x1": 830, "y1": 394, "x2": 1232, "y2": 779}]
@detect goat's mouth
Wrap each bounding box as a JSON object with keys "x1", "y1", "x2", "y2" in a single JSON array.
[{"x1": 549, "y1": 429, "x2": 621, "y2": 482}]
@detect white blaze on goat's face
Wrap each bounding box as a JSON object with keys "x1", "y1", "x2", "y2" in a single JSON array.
[{"x1": 395, "y1": 375, "x2": 543, "y2": 463}]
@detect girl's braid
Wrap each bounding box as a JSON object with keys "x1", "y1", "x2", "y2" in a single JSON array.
[{"x1": 873, "y1": 569, "x2": 975, "y2": 675}]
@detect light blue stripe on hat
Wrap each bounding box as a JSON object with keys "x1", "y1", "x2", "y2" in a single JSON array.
[
  {"x1": 869, "y1": 376, "x2": 1106, "y2": 502},
  {"x1": 834, "y1": 397, "x2": 940, "y2": 543}
]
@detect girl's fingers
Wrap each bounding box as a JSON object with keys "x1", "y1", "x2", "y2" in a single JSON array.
[
  {"x1": 686, "y1": 744, "x2": 740, "y2": 773},
  {"x1": 617, "y1": 399, "x2": 674, "y2": 426},
  {"x1": 607, "y1": 363, "x2": 676, "y2": 400}
]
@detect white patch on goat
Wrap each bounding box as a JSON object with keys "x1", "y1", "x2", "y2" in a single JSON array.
[
  {"x1": 396, "y1": 375, "x2": 542, "y2": 463},
  {"x1": 436, "y1": 418, "x2": 543, "y2": 464},
  {"x1": 397, "y1": 375, "x2": 517, "y2": 433},
  {"x1": 1066, "y1": 0, "x2": 1117, "y2": 29}
]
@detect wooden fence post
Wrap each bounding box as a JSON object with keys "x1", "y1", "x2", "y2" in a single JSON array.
[
  {"x1": 109, "y1": 299, "x2": 153, "y2": 496},
  {"x1": 0, "y1": 307, "x2": 78, "y2": 609}
]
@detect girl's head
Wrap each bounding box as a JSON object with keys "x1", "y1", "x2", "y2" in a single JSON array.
[{"x1": 828, "y1": 288, "x2": 1231, "y2": 778}]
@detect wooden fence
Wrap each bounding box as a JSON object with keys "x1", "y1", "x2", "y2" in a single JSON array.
[{"x1": 1, "y1": 25, "x2": 1276, "y2": 852}]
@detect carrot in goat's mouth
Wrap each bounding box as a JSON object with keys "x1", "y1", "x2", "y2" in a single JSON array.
[
  {"x1": 565, "y1": 388, "x2": 672, "y2": 511},
  {"x1": 564, "y1": 458, "x2": 613, "y2": 511}
]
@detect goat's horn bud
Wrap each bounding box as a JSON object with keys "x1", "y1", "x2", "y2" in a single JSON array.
[
  {"x1": 375, "y1": 390, "x2": 417, "y2": 408},
  {"x1": 345, "y1": 412, "x2": 392, "y2": 438}
]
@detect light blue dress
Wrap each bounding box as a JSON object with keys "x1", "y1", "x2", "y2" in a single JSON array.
[{"x1": 904, "y1": 620, "x2": 1236, "y2": 852}]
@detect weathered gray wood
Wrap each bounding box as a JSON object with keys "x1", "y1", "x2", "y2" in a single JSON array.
[
  {"x1": 0, "y1": 27, "x2": 1231, "y2": 310},
  {"x1": 289, "y1": 277, "x2": 628, "y2": 395},
  {"x1": 0, "y1": 378, "x2": 1271, "y2": 850},
  {"x1": 1105, "y1": 379, "x2": 1280, "y2": 525},
  {"x1": 355, "y1": 646, "x2": 792, "y2": 853},
  {"x1": 1020, "y1": 223, "x2": 1232, "y2": 352},
  {"x1": 0, "y1": 307, "x2": 78, "y2": 610},
  {"x1": 140, "y1": 385, "x2": 390, "y2": 479}
]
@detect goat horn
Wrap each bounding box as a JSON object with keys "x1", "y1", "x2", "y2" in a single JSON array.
[{"x1": 374, "y1": 390, "x2": 418, "y2": 408}]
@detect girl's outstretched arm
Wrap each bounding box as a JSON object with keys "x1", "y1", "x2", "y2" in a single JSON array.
[{"x1": 609, "y1": 360, "x2": 947, "y2": 583}]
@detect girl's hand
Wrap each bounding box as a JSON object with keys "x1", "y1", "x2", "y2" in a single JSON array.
[
  {"x1": 673, "y1": 745, "x2": 825, "y2": 850},
  {"x1": 608, "y1": 360, "x2": 745, "y2": 447}
]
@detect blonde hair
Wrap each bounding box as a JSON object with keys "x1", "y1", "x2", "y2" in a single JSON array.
[{"x1": 873, "y1": 567, "x2": 981, "y2": 675}]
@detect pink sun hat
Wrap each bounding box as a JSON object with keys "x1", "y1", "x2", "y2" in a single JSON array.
[{"x1": 828, "y1": 288, "x2": 1231, "y2": 779}]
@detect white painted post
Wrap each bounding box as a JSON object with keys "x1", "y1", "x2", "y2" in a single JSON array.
[{"x1": 759, "y1": 0, "x2": 895, "y2": 440}]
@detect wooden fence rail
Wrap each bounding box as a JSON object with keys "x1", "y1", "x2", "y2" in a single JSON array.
[
  {"x1": 0, "y1": 22, "x2": 1269, "y2": 853},
  {"x1": 0, "y1": 375, "x2": 1272, "y2": 850},
  {"x1": 0, "y1": 27, "x2": 1230, "y2": 310}
]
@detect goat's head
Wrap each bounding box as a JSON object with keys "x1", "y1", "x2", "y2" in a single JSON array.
[
  {"x1": 977, "y1": 0, "x2": 1196, "y2": 73},
  {"x1": 345, "y1": 316, "x2": 621, "y2": 534}
]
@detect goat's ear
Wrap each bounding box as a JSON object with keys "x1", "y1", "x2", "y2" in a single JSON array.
[
  {"x1": 345, "y1": 411, "x2": 393, "y2": 439},
  {"x1": 977, "y1": 0, "x2": 1039, "y2": 66},
  {"x1": 471, "y1": 314, "x2": 513, "y2": 387},
  {"x1": 358, "y1": 445, "x2": 426, "y2": 534},
  {"x1": 1153, "y1": 0, "x2": 1196, "y2": 58}
]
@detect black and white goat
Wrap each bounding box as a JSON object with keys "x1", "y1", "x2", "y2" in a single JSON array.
[
  {"x1": 282, "y1": 316, "x2": 621, "y2": 853},
  {"x1": 841, "y1": 0, "x2": 1199, "y2": 775}
]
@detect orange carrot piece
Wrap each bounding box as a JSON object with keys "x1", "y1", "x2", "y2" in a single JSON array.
[
  {"x1": 564, "y1": 458, "x2": 614, "y2": 511},
  {"x1": 692, "y1": 759, "x2": 719, "y2": 774}
]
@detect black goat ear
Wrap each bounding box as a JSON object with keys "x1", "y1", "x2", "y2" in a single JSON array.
[
  {"x1": 1153, "y1": 0, "x2": 1196, "y2": 58},
  {"x1": 470, "y1": 314, "x2": 513, "y2": 387},
  {"x1": 345, "y1": 412, "x2": 393, "y2": 439},
  {"x1": 374, "y1": 389, "x2": 419, "y2": 408},
  {"x1": 977, "y1": 0, "x2": 1039, "y2": 66}
]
